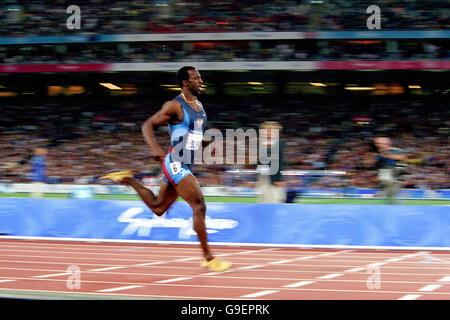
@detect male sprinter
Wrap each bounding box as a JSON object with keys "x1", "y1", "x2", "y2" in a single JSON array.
[{"x1": 101, "y1": 66, "x2": 231, "y2": 272}]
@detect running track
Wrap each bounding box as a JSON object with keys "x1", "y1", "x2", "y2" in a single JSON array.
[{"x1": 0, "y1": 239, "x2": 449, "y2": 300}]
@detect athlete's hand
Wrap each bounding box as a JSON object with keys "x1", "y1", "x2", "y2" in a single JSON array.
[{"x1": 150, "y1": 145, "x2": 165, "y2": 162}]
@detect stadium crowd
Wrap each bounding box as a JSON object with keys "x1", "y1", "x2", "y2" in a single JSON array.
[
  {"x1": 1, "y1": 38, "x2": 448, "y2": 65},
  {"x1": 1, "y1": 0, "x2": 448, "y2": 37},
  {"x1": 0, "y1": 96, "x2": 448, "y2": 190}
]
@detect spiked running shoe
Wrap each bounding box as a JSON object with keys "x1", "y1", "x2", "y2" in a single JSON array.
[
  {"x1": 201, "y1": 257, "x2": 232, "y2": 272},
  {"x1": 100, "y1": 170, "x2": 133, "y2": 183}
]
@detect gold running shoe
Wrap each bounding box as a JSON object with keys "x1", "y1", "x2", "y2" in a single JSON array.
[
  {"x1": 201, "y1": 257, "x2": 232, "y2": 272},
  {"x1": 99, "y1": 170, "x2": 133, "y2": 183}
]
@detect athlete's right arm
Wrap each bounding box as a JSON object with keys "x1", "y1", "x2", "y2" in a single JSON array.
[{"x1": 142, "y1": 100, "x2": 182, "y2": 162}]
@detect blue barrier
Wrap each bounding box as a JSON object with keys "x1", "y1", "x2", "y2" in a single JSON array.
[
  {"x1": 0, "y1": 31, "x2": 449, "y2": 45},
  {"x1": 0, "y1": 198, "x2": 449, "y2": 248}
]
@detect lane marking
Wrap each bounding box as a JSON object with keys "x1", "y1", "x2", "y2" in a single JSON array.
[
  {"x1": 174, "y1": 257, "x2": 198, "y2": 262},
  {"x1": 240, "y1": 290, "x2": 279, "y2": 298},
  {"x1": 97, "y1": 285, "x2": 143, "y2": 293},
  {"x1": 418, "y1": 284, "x2": 443, "y2": 292},
  {"x1": 345, "y1": 267, "x2": 365, "y2": 273},
  {"x1": 155, "y1": 277, "x2": 192, "y2": 284},
  {"x1": 239, "y1": 265, "x2": 264, "y2": 270},
  {"x1": 134, "y1": 261, "x2": 166, "y2": 266},
  {"x1": 32, "y1": 272, "x2": 71, "y2": 278},
  {"x1": 386, "y1": 258, "x2": 402, "y2": 263},
  {"x1": 318, "y1": 273, "x2": 343, "y2": 280},
  {"x1": 283, "y1": 281, "x2": 315, "y2": 288},
  {"x1": 368, "y1": 262, "x2": 386, "y2": 267},
  {"x1": 295, "y1": 250, "x2": 349, "y2": 261},
  {"x1": 398, "y1": 294, "x2": 422, "y2": 300},
  {"x1": 438, "y1": 276, "x2": 450, "y2": 282},
  {"x1": 89, "y1": 266, "x2": 124, "y2": 272},
  {"x1": 269, "y1": 259, "x2": 294, "y2": 265}
]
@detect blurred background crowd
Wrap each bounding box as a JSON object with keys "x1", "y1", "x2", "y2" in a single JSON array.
[
  {"x1": 0, "y1": 96, "x2": 448, "y2": 190},
  {"x1": 0, "y1": 0, "x2": 448, "y2": 193},
  {"x1": 1, "y1": 0, "x2": 449, "y2": 37},
  {"x1": 1, "y1": 38, "x2": 448, "y2": 65}
]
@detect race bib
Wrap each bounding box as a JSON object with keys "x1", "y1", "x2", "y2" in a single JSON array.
[
  {"x1": 169, "y1": 162, "x2": 182, "y2": 175},
  {"x1": 186, "y1": 131, "x2": 203, "y2": 151}
]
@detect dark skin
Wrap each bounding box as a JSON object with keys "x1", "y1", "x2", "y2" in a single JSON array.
[{"x1": 121, "y1": 69, "x2": 214, "y2": 261}]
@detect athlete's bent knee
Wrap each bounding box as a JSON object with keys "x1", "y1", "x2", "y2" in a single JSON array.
[{"x1": 192, "y1": 201, "x2": 206, "y2": 214}]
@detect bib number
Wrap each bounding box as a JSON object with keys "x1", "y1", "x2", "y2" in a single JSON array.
[{"x1": 169, "y1": 162, "x2": 182, "y2": 175}]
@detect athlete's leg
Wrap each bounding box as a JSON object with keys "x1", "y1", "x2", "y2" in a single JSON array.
[
  {"x1": 124, "y1": 178, "x2": 178, "y2": 216},
  {"x1": 174, "y1": 174, "x2": 212, "y2": 260}
]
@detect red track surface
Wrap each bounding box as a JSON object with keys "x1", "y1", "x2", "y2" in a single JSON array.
[{"x1": 0, "y1": 239, "x2": 449, "y2": 300}]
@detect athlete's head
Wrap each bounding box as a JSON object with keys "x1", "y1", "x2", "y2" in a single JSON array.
[
  {"x1": 177, "y1": 66, "x2": 203, "y2": 96},
  {"x1": 374, "y1": 137, "x2": 392, "y2": 151}
]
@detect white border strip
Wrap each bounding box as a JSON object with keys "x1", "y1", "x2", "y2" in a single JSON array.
[{"x1": 1, "y1": 235, "x2": 450, "y2": 251}]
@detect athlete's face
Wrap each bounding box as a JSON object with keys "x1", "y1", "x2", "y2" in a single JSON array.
[{"x1": 186, "y1": 69, "x2": 204, "y2": 96}]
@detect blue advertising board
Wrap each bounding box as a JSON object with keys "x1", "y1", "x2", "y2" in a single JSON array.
[
  {"x1": 0, "y1": 30, "x2": 449, "y2": 45},
  {"x1": 0, "y1": 199, "x2": 449, "y2": 248}
]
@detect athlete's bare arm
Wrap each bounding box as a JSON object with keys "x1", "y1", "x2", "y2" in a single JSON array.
[{"x1": 142, "y1": 100, "x2": 183, "y2": 161}]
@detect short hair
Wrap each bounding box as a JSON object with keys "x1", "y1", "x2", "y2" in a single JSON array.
[
  {"x1": 260, "y1": 121, "x2": 283, "y2": 131},
  {"x1": 177, "y1": 66, "x2": 196, "y2": 88}
]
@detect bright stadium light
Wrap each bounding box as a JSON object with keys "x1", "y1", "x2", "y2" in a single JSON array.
[
  {"x1": 99, "y1": 83, "x2": 122, "y2": 90},
  {"x1": 309, "y1": 83, "x2": 327, "y2": 87},
  {"x1": 248, "y1": 82, "x2": 264, "y2": 85},
  {"x1": 345, "y1": 86, "x2": 375, "y2": 91},
  {"x1": 408, "y1": 85, "x2": 421, "y2": 89}
]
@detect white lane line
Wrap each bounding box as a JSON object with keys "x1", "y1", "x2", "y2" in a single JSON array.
[
  {"x1": 283, "y1": 281, "x2": 315, "y2": 288},
  {"x1": 269, "y1": 259, "x2": 294, "y2": 265},
  {"x1": 89, "y1": 266, "x2": 124, "y2": 272},
  {"x1": 217, "y1": 248, "x2": 277, "y2": 258},
  {"x1": 0, "y1": 279, "x2": 15, "y2": 283},
  {"x1": 345, "y1": 267, "x2": 365, "y2": 273},
  {"x1": 32, "y1": 272, "x2": 71, "y2": 278},
  {"x1": 438, "y1": 276, "x2": 450, "y2": 282},
  {"x1": 241, "y1": 290, "x2": 279, "y2": 298},
  {"x1": 155, "y1": 277, "x2": 192, "y2": 284},
  {"x1": 97, "y1": 285, "x2": 143, "y2": 293},
  {"x1": 418, "y1": 284, "x2": 443, "y2": 292},
  {"x1": 386, "y1": 258, "x2": 402, "y2": 263},
  {"x1": 174, "y1": 257, "x2": 198, "y2": 262},
  {"x1": 239, "y1": 265, "x2": 264, "y2": 270},
  {"x1": 318, "y1": 273, "x2": 343, "y2": 280},
  {"x1": 296, "y1": 256, "x2": 313, "y2": 260},
  {"x1": 368, "y1": 262, "x2": 386, "y2": 267},
  {"x1": 398, "y1": 294, "x2": 422, "y2": 300},
  {"x1": 134, "y1": 261, "x2": 166, "y2": 266},
  {"x1": 201, "y1": 272, "x2": 220, "y2": 276},
  {"x1": 296, "y1": 250, "x2": 348, "y2": 261}
]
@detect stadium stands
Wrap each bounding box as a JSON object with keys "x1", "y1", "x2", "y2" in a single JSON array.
[
  {"x1": 0, "y1": 96, "x2": 448, "y2": 190},
  {"x1": 1, "y1": 0, "x2": 448, "y2": 37}
]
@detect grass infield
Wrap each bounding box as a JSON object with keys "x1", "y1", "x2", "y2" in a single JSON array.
[{"x1": 0, "y1": 192, "x2": 448, "y2": 205}]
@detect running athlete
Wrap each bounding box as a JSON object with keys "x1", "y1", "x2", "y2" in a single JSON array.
[{"x1": 101, "y1": 66, "x2": 231, "y2": 272}]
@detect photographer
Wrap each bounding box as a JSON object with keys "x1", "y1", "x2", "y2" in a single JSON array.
[
  {"x1": 373, "y1": 137, "x2": 407, "y2": 204},
  {"x1": 256, "y1": 121, "x2": 286, "y2": 203}
]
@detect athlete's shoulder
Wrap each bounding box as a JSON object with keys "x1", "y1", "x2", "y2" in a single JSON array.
[{"x1": 162, "y1": 98, "x2": 182, "y2": 111}]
